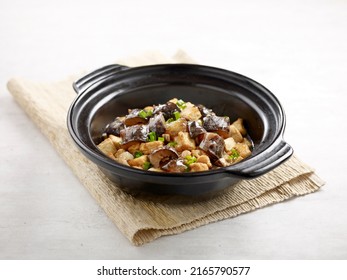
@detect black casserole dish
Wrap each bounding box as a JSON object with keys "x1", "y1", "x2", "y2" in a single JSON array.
[{"x1": 67, "y1": 64, "x2": 293, "y2": 196}]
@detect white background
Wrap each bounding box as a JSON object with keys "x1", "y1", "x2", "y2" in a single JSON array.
[{"x1": 0, "y1": 0, "x2": 346, "y2": 259}]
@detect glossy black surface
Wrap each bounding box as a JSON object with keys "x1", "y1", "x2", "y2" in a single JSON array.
[{"x1": 67, "y1": 64, "x2": 293, "y2": 197}]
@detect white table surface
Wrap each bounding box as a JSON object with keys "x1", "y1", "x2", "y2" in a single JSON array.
[{"x1": 1, "y1": 0, "x2": 346, "y2": 260}]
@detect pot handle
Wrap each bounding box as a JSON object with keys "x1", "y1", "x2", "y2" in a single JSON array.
[
  {"x1": 73, "y1": 64, "x2": 130, "y2": 95},
  {"x1": 226, "y1": 139, "x2": 293, "y2": 178}
]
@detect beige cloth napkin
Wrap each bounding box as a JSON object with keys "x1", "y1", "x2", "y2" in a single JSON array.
[{"x1": 7, "y1": 50, "x2": 325, "y2": 246}]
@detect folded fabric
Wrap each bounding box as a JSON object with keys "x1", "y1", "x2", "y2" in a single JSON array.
[{"x1": 7, "y1": 50, "x2": 325, "y2": 245}]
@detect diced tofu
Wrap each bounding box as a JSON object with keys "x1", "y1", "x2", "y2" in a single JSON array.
[
  {"x1": 165, "y1": 118, "x2": 187, "y2": 137},
  {"x1": 118, "y1": 150, "x2": 134, "y2": 161},
  {"x1": 234, "y1": 155, "x2": 244, "y2": 164},
  {"x1": 196, "y1": 155, "x2": 212, "y2": 168},
  {"x1": 148, "y1": 167, "x2": 163, "y2": 172},
  {"x1": 168, "y1": 98, "x2": 179, "y2": 104},
  {"x1": 162, "y1": 133, "x2": 171, "y2": 142},
  {"x1": 191, "y1": 149, "x2": 208, "y2": 157},
  {"x1": 181, "y1": 150, "x2": 191, "y2": 158},
  {"x1": 115, "y1": 148, "x2": 125, "y2": 157},
  {"x1": 232, "y1": 118, "x2": 247, "y2": 136},
  {"x1": 189, "y1": 162, "x2": 209, "y2": 172},
  {"x1": 108, "y1": 135, "x2": 122, "y2": 149},
  {"x1": 115, "y1": 150, "x2": 134, "y2": 166},
  {"x1": 242, "y1": 137, "x2": 253, "y2": 149},
  {"x1": 97, "y1": 138, "x2": 117, "y2": 156},
  {"x1": 234, "y1": 142, "x2": 252, "y2": 158},
  {"x1": 144, "y1": 106, "x2": 154, "y2": 112},
  {"x1": 139, "y1": 141, "x2": 163, "y2": 155},
  {"x1": 180, "y1": 105, "x2": 202, "y2": 121},
  {"x1": 116, "y1": 158, "x2": 129, "y2": 166},
  {"x1": 174, "y1": 131, "x2": 196, "y2": 152},
  {"x1": 107, "y1": 152, "x2": 117, "y2": 161},
  {"x1": 224, "y1": 137, "x2": 236, "y2": 151},
  {"x1": 128, "y1": 155, "x2": 149, "y2": 169},
  {"x1": 225, "y1": 153, "x2": 244, "y2": 165},
  {"x1": 127, "y1": 142, "x2": 141, "y2": 154},
  {"x1": 229, "y1": 124, "x2": 243, "y2": 142}
]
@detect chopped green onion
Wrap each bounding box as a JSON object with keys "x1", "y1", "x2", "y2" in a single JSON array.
[
  {"x1": 168, "y1": 141, "x2": 177, "y2": 147},
  {"x1": 158, "y1": 136, "x2": 165, "y2": 142},
  {"x1": 134, "y1": 151, "x2": 143, "y2": 158},
  {"x1": 146, "y1": 110, "x2": 153, "y2": 117},
  {"x1": 185, "y1": 155, "x2": 197, "y2": 165},
  {"x1": 148, "y1": 131, "x2": 157, "y2": 142},
  {"x1": 138, "y1": 110, "x2": 147, "y2": 119},
  {"x1": 229, "y1": 148, "x2": 240, "y2": 160},
  {"x1": 176, "y1": 99, "x2": 187, "y2": 109},
  {"x1": 166, "y1": 118, "x2": 175, "y2": 123},
  {"x1": 173, "y1": 111, "x2": 181, "y2": 120},
  {"x1": 143, "y1": 161, "x2": 151, "y2": 170},
  {"x1": 138, "y1": 109, "x2": 153, "y2": 119}
]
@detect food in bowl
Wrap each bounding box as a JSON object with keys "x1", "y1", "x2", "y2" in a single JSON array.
[
  {"x1": 67, "y1": 63, "x2": 293, "y2": 196},
  {"x1": 97, "y1": 98, "x2": 253, "y2": 173}
]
